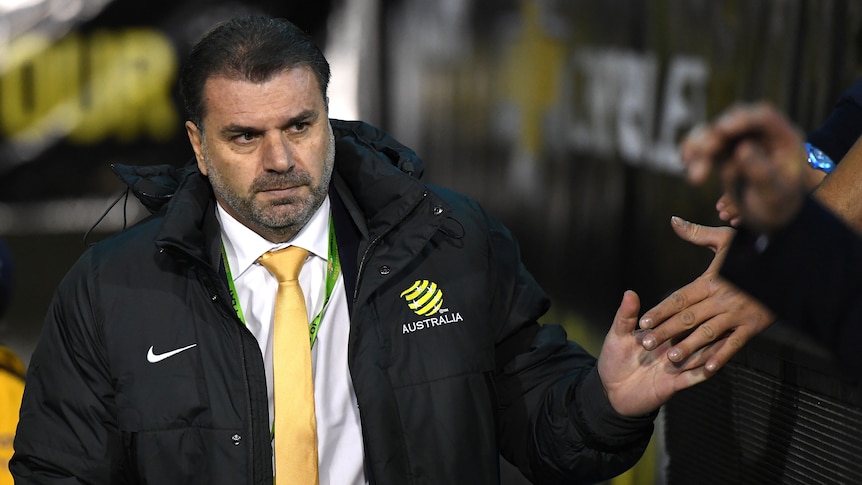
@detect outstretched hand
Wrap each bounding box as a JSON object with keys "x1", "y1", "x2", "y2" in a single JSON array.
[
  {"x1": 638, "y1": 217, "x2": 775, "y2": 373},
  {"x1": 598, "y1": 290, "x2": 712, "y2": 417}
]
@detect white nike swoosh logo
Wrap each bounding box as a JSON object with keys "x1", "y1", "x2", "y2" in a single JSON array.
[{"x1": 147, "y1": 344, "x2": 198, "y2": 363}]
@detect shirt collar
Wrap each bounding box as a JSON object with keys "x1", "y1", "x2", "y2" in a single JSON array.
[{"x1": 217, "y1": 196, "x2": 331, "y2": 280}]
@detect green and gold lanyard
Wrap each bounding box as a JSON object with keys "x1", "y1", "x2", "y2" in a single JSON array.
[{"x1": 222, "y1": 217, "x2": 341, "y2": 348}]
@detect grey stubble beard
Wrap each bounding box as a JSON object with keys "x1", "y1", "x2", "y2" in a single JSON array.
[{"x1": 203, "y1": 127, "x2": 336, "y2": 242}]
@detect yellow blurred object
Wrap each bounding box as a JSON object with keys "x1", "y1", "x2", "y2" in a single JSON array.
[
  {"x1": 0, "y1": 346, "x2": 25, "y2": 485},
  {"x1": 611, "y1": 434, "x2": 658, "y2": 485}
]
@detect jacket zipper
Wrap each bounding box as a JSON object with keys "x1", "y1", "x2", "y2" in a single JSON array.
[
  {"x1": 172, "y1": 246, "x2": 263, "y2": 484},
  {"x1": 353, "y1": 190, "x2": 428, "y2": 302},
  {"x1": 206, "y1": 265, "x2": 261, "y2": 484},
  {"x1": 212, "y1": 268, "x2": 262, "y2": 484},
  {"x1": 350, "y1": 190, "x2": 429, "y2": 485}
]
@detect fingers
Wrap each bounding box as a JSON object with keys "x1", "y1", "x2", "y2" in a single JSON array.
[
  {"x1": 716, "y1": 102, "x2": 798, "y2": 149},
  {"x1": 639, "y1": 271, "x2": 711, "y2": 333},
  {"x1": 640, "y1": 219, "x2": 736, "y2": 335},
  {"x1": 680, "y1": 102, "x2": 801, "y2": 189},
  {"x1": 613, "y1": 290, "x2": 641, "y2": 336},
  {"x1": 674, "y1": 339, "x2": 716, "y2": 372},
  {"x1": 662, "y1": 313, "x2": 731, "y2": 364},
  {"x1": 701, "y1": 333, "x2": 748, "y2": 373},
  {"x1": 663, "y1": 294, "x2": 775, "y2": 372},
  {"x1": 681, "y1": 104, "x2": 761, "y2": 185},
  {"x1": 737, "y1": 137, "x2": 772, "y2": 178},
  {"x1": 669, "y1": 216, "x2": 735, "y2": 254},
  {"x1": 675, "y1": 324, "x2": 753, "y2": 375},
  {"x1": 661, "y1": 339, "x2": 724, "y2": 392},
  {"x1": 640, "y1": 290, "x2": 714, "y2": 351},
  {"x1": 725, "y1": 134, "x2": 805, "y2": 232},
  {"x1": 712, "y1": 103, "x2": 768, "y2": 137},
  {"x1": 680, "y1": 123, "x2": 719, "y2": 184},
  {"x1": 671, "y1": 357, "x2": 713, "y2": 390},
  {"x1": 716, "y1": 193, "x2": 741, "y2": 225},
  {"x1": 647, "y1": 343, "x2": 715, "y2": 401}
]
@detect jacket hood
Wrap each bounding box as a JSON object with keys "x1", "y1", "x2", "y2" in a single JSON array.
[
  {"x1": 328, "y1": 120, "x2": 431, "y2": 238},
  {"x1": 330, "y1": 119, "x2": 424, "y2": 179},
  {"x1": 111, "y1": 162, "x2": 190, "y2": 214}
]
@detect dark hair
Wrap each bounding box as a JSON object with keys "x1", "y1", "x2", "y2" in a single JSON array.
[{"x1": 179, "y1": 16, "x2": 331, "y2": 126}]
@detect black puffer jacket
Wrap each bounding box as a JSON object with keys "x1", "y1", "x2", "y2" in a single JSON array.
[{"x1": 12, "y1": 120, "x2": 654, "y2": 484}]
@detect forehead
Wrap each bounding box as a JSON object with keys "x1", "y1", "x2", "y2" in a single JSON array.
[{"x1": 200, "y1": 66, "x2": 324, "y2": 127}]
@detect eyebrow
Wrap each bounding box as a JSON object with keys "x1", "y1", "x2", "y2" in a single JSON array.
[{"x1": 218, "y1": 109, "x2": 320, "y2": 138}]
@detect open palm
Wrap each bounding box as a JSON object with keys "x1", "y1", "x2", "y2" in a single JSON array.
[{"x1": 597, "y1": 290, "x2": 712, "y2": 416}]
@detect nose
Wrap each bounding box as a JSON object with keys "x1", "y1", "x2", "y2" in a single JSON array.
[{"x1": 261, "y1": 132, "x2": 295, "y2": 172}]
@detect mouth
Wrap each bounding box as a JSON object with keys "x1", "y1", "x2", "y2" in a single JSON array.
[
  {"x1": 259, "y1": 186, "x2": 303, "y2": 199},
  {"x1": 253, "y1": 173, "x2": 311, "y2": 201}
]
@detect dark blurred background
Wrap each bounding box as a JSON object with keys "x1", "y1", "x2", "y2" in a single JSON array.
[{"x1": 0, "y1": 1, "x2": 860, "y2": 483}]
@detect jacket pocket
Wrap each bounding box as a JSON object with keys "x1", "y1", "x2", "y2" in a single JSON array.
[
  {"x1": 124, "y1": 427, "x2": 247, "y2": 484},
  {"x1": 392, "y1": 372, "x2": 500, "y2": 484}
]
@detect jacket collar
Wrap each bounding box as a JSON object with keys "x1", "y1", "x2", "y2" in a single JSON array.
[{"x1": 330, "y1": 119, "x2": 429, "y2": 241}]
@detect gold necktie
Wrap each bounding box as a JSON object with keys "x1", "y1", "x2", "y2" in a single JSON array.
[{"x1": 258, "y1": 246, "x2": 319, "y2": 485}]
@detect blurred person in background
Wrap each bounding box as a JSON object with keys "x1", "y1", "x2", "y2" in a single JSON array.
[
  {"x1": 663, "y1": 102, "x2": 862, "y2": 377},
  {"x1": 637, "y1": 82, "x2": 862, "y2": 376},
  {"x1": 11, "y1": 15, "x2": 714, "y2": 485},
  {"x1": 0, "y1": 240, "x2": 25, "y2": 485}
]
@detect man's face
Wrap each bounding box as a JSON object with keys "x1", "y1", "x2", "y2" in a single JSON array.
[{"x1": 186, "y1": 66, "x2": 335, "y2": 243}]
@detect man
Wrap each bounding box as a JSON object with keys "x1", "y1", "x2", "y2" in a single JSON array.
[{"x1": 12, "y1": 16, "x2": 710, "y2": 484}]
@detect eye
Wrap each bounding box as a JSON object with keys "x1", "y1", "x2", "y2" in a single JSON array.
[
  {"x1": 290, "y1": 121, "x2": 309, "y2": 133},
  {"x1": 233, "y1": 132, "x2": 257, "y2": 144}
]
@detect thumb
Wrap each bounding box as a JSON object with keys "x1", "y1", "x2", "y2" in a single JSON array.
[
  {"x1": 613, "y1": 290, "x2": 641, "y2": 336},
  {"x1": 670, "y1": 216, "x2": 735, "y2": 253}
]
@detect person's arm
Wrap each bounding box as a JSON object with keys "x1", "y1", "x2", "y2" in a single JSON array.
[
  {"x1": 806, "y1": 77, "x2": 862, "y2": 165},
  {"x1": 488, "y1": 215, "x2": 708, "y2": 484},
  {"x1": 11, "y1": 250, "x2": 125, "y2": 483},
  {"x1": 635, "y1": 104, "x2": 806, "y2": 372},
  {"x1": 643, "y1": 102, "x2": 862, "y2": 377},
  {"x1": 720, "y1": 195, "x2": 862, "y2": 376},
  {"x1": 490, "y1": 219, "x2": 651, "y2": 484},
  {"x1": 814, "y1": 133, "x2": 862, "y2": 233}
]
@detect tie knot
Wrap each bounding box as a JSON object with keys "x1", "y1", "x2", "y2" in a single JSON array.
[{"x1": 258, "y1": 245, "x2": 309, "y2": 283}]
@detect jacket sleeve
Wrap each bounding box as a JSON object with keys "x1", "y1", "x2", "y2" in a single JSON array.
[
  {"x1": 486, "y1": 214, "x2": 654, "y2": 484},
  {"x1": 806, "y1": 77, "x2": 862, "y2": 163},
  {"x1": 11, "y1": 249, "x2": 126, "y2": 483},
  {"x1": 720, "y1": 196, "x2": 862, "y2": 377}
]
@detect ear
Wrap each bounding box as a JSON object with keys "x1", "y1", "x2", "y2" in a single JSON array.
[{"x1": 185, "y1": 121, "x2": 207, "y2": 175}]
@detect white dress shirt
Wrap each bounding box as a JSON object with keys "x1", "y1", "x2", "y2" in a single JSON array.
[{"x1": 216, "y1": 197, "x2": 366, "y2": 485}]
